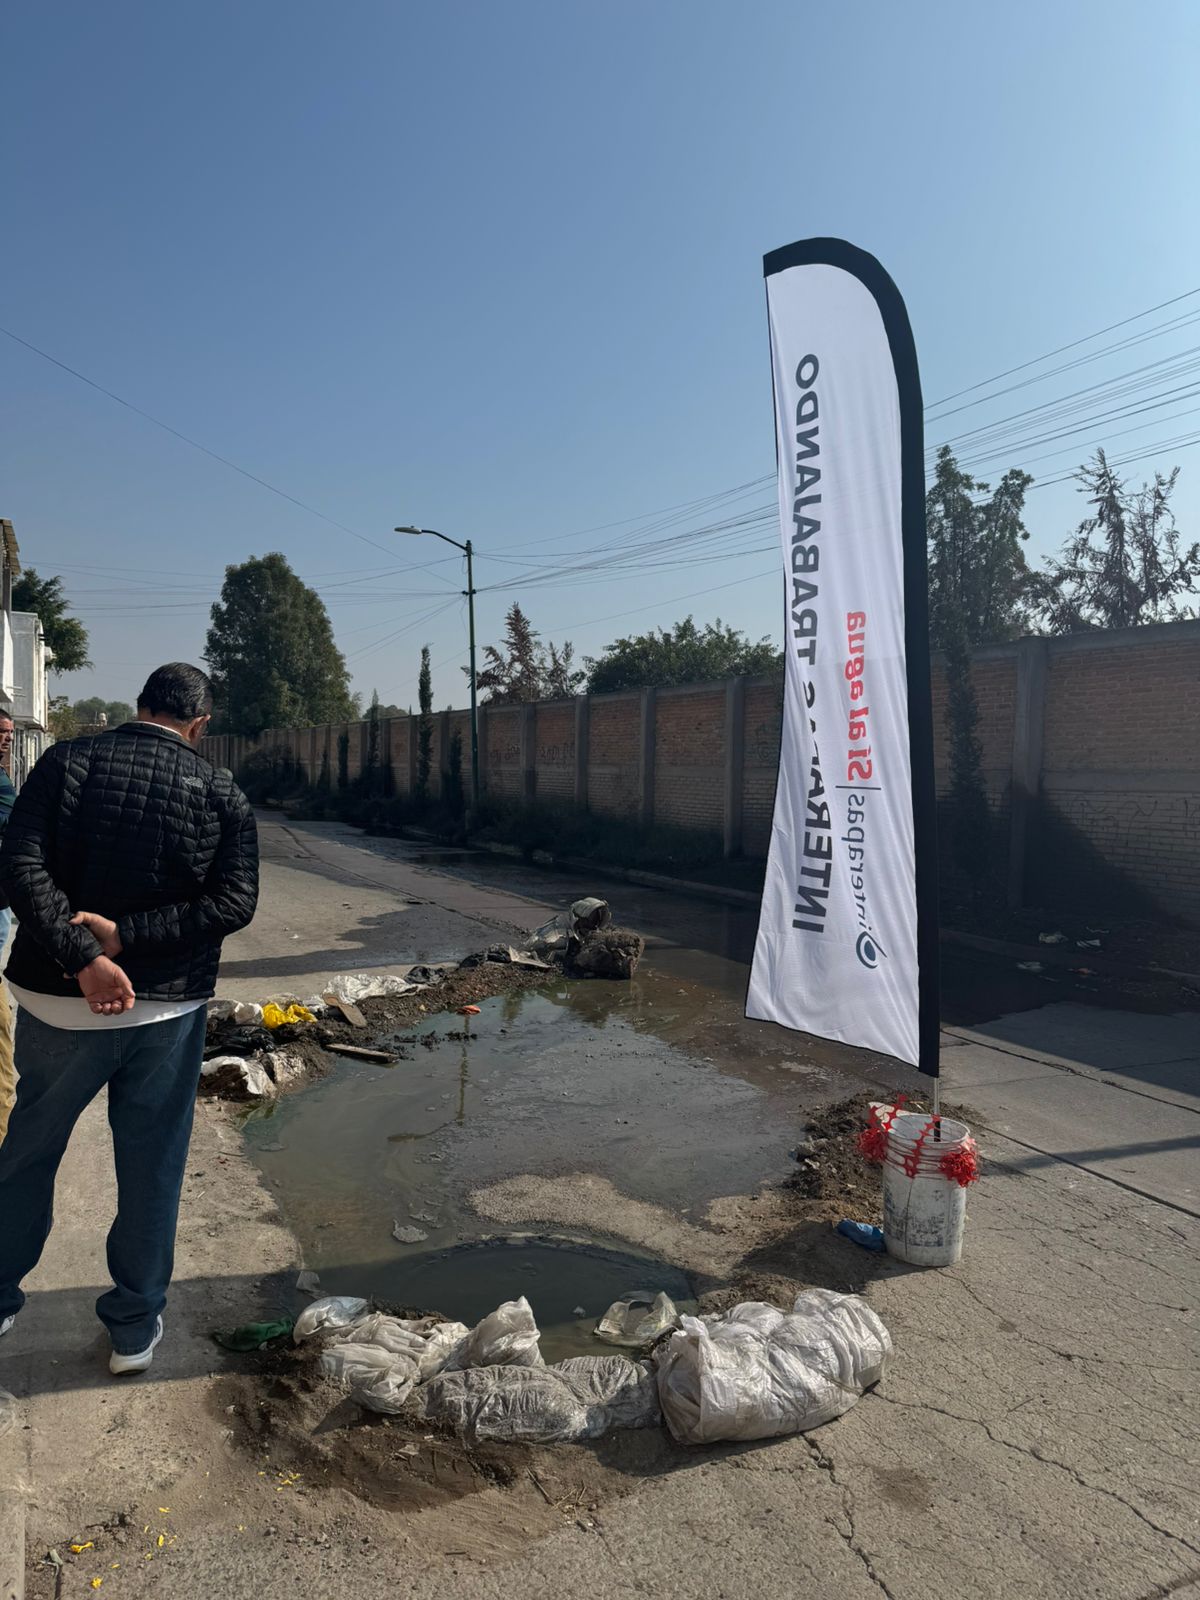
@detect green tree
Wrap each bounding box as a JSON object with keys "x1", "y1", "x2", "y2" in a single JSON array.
[
  {"x1": 11, "y1": 570, "x2": 91, "y2": 674},
  {"x1": 444, "y1": 728, "x2": 465, "y2": 819},
  {"x1": 362, "y1": 690, "x2": 385, "y2": 797},
  {"x1": 585, "y1": 616, "x2": 782, "y2": 694},
  {"x1": 47, "y1": 695, "x2": 79, "y2": 741},
  {"x1": 416, "y1": 645, "x2": 434, "y2": 802},
  {"x1": 204, "y1": 553, "x2": 356, "y2": 737},
  {"x1": 1036, "y1": 450, "x2": 1199, "y2": 632},
  {"x1": 924, "y1": 450, "x2": 1022, "y2": 893},
  {"x1": 926, "y1": 447, "x2": 1034, "y2": 649},
  {"x1": 72, "y1": 696, "x2": 134, "y2": 727}
]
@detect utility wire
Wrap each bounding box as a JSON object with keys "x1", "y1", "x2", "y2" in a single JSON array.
[{"x1": 0, "y1": 323, "x2": 444, "y2": 570}]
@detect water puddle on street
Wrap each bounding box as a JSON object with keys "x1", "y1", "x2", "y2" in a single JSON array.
[{"x1": 242, "y1": 982, "x2": 803, "y2": 1358}]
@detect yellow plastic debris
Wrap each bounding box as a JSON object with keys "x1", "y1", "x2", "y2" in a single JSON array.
[
  {"x1": 91, "y1": 1582, "x2": 103, "y2": 1591},
  {"x1": 262, "y1": 1003, "x2": 316, "y2": 1029},
  {"x1": 157, "y1": 1535, "x2": 166, "y2": 1549},
  {"x1": 70, "y1": 1543, "x2": 94, "y2": 1553},
  {"x1": 158, "y1": 1507, "x2": 171, "y2": 1514}
]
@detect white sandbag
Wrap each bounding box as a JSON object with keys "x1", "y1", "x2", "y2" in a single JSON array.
[
  {"x1": 596, "y1": 1291, "x2": 679, "y2": 1348},
  {"x1": 445, "y1": 1297, "x2": 543, "y2": 1370},
  {"x1": 199, "y1": 1055, "x2": 275, "y2": 1097},
  {"x1": 420, "y1": 1354, "x2": 659, "y2": 1443},
  {"x1": 319, "y1": 1341, "x2": 421, "y2": 1413},
  {"x1": 655, "y1": 1288, "x2": 892, "y2": 1445},
  {"x1": 341, "y1": 1313, "x2": 470, "y2": 1381},
  {"x1": 293, "y1": 1296, "x2": 371, "y2": 1341}
]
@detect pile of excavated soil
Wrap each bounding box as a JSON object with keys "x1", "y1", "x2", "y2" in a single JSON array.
[
  {"x1": 200, "y1": 963, "x2": 555, "y2": 1099},
  {"x1": 211, "y1": 1350, "x2": 694, "y2": 1564}
]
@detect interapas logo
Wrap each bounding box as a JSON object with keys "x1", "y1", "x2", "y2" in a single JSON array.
[{"x1": 843, "y1": 611, "x2": 888, "y2": 971}]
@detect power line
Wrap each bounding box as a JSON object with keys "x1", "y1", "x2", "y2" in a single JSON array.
[
  {"x1": 0, "y1": 323, "x2": 445, "y2": 570},
  {"x1": 923, "y1": 285, "x2": 1200, "y2": 410}
]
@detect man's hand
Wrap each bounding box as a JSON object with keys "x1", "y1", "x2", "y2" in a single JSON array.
[
  {"x1": 77, "y1": 955, "x2": 135, "y2": 1016},
  {"x1": 70, "y1": 911, "x2": 123, "y2": 958}
]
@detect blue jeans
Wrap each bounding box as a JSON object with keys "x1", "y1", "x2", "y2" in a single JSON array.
[{"x1": 0, "y1": 1005, "x2": 207, "y2": 1354}]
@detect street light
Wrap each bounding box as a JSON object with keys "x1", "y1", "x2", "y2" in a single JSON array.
[{"x1": 394, "y1": 525, "x2": 479, "y2": 810}]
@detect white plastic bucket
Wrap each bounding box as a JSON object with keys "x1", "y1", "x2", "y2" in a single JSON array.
[{"x1": 881, "y1": 1112, "x2": 970, "y2": 1267}]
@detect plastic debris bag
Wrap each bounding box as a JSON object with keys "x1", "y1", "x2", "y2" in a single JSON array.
[
  {"x1": 262, "y1": 1003, "x2": 316, "y2": 1028},
  {"x1": 293, "y1": 1296, "x2": 371, "y2": 1342},
  {"x1": 233, "y1": 1001, "x2": 263, "y2": 1026},
  {"x1": 445, "y1": 1297, "x2": 543, "y2": 1370},
  {"x1": 525, "y1": 898, "x2": 612, "y2": 955},
  {"x1": 325, "y1": 972, "x2": 416, "y2": 1005},
  {"x1": 420, "y1": 1355, "x2": 659, "y2": 1443},
  {"x1": 596, "y1": 1291, "x2": 679, "y2": 1348},
  {"x1": 655, "y1": 1288, "x2": 892, "y2": 1445}
]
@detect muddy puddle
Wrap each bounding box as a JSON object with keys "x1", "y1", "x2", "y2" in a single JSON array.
[{"x1": 243, "y1": 982, "x2": 809, "y2": 1356}]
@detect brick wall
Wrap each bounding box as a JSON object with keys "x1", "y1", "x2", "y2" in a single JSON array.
[
  {"x1": 742, "y1": 679, "x2": 784, "y2": 856},
  {"x1": 206, "y1": 619, "x2": 1200, "y2": 925},
  {"x1": 654, "y1": 685, "x2": 725, "y2": 834},
  {"x1": 588, "y1": 694, "x2": 641, "y2": 819},
  {"x1": 534, "y1": 701, "x2": 576, "y2": 803}
]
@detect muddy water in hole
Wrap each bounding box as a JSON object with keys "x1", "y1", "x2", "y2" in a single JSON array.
[
  {"x1": 244, "y1": 832, "x2": 923, "y2": 1356},
  {"x1": 242, "y1": 977, "x2": 863, "y2": 1358}
]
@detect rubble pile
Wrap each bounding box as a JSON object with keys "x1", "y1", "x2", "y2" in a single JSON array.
[{"x1": 201, "y1": 897, "x2": 643, "y2": 1101}]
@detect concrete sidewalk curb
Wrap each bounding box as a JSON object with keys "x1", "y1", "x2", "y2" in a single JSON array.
[{"x1": 0, "y1": 1495, "x2": 23, "y2": 1600}]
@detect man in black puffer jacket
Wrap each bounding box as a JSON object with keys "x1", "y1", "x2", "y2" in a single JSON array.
[{"x1": 0, "y1": 662, "x2": 258, "y2": 1374}]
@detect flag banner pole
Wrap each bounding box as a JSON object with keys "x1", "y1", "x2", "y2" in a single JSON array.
[{"x1": 746, "y1": 238, "x2": 940, "y2": 1077}]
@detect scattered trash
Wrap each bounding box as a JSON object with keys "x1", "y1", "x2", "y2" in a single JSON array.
[
  {"x1": 326, "y1": 972, "x2": 419, "y2": 1005},
  {"x1": 324, "y1": 994, "x2": 368, "y2": 1028},
  {"x1": 836, "y1": 1219, "x2": 886, "y2": 1252},
  {"x1": 0, "y1": 1387, "x2": 18, "y2": 1439},
  {"x1": 262, "y1": 1003, "x2": 317, "y2": 1029},
  {"x1": 573, "y1": 1305, "x2": 587, "y2": 1318},
  {"x1": 1017, "y1": 961, "x2": 1045, "y2": 973},
  {"x1": 420, "y1": 1354, "x2": 660, "y2": 1444},
  {"x1": 655, "y1": 1289, "x2": 891, "y2": 1444},
  {"x1": 457, "y1": 1004, "x2": 481, "y2": 1017},
  {"x1": 1076, "y1": 939, "x2": 1102, "y2": 950},
  {"x1": 327, "y1": 1044, "x2": 397, "y2": 1063},
  {"x1": 1038, "y1": 931, "x2": 1068, "y2": 945},
  {"x1": 1071, "y1": 967, "x2": 1097, "y2": 978},
  {"x1": 295, "y1": 1270, "x2": 322, "y2": 1297},
  {"x1": 392, "y1": 1223, "x2": 428, "y2": 1245},
  {"x1": 460, "y1": 945, "x2": 552, "y2": 972},
  {"x1": 595, "y1": 1291, "x2": 679, "y2": 1348},
  {"x1": 526, "y1": 898, "x2": 613, "y2": 957},
  {"x1": 212, "y1": 1317, "x2": 295, "y2": 1352}
]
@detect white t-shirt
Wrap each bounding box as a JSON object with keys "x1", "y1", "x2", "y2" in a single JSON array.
[{"x1": 8, "y1": 984, "x2": 206, "y2": 1031}]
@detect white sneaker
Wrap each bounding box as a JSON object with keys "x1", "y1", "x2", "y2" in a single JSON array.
[
  {"x1": 109, "y1": 1317, "x2": 164, "y2": 1376},
  {"x1": 0, "y1": 1315, "x2": 13, "y2": 1338}
]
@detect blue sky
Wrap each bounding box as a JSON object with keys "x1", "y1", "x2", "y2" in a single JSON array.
[{"x1": 4, "y1": 0, "x2": 1199, "y2": 708}]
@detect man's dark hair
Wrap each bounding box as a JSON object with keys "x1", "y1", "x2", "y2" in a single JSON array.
[{"x1": 137, "y1": 662, "x2": 214, "y2": 722}]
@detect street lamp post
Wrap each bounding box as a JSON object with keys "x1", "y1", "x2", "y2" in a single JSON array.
[{"x1": 394, "y1": 525, "x2": 480, "y2": 810}]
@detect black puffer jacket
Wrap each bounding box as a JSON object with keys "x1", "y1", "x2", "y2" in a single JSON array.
[{"x1": 0, "y1": 723, "x2": 259, "y2": 1000}]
